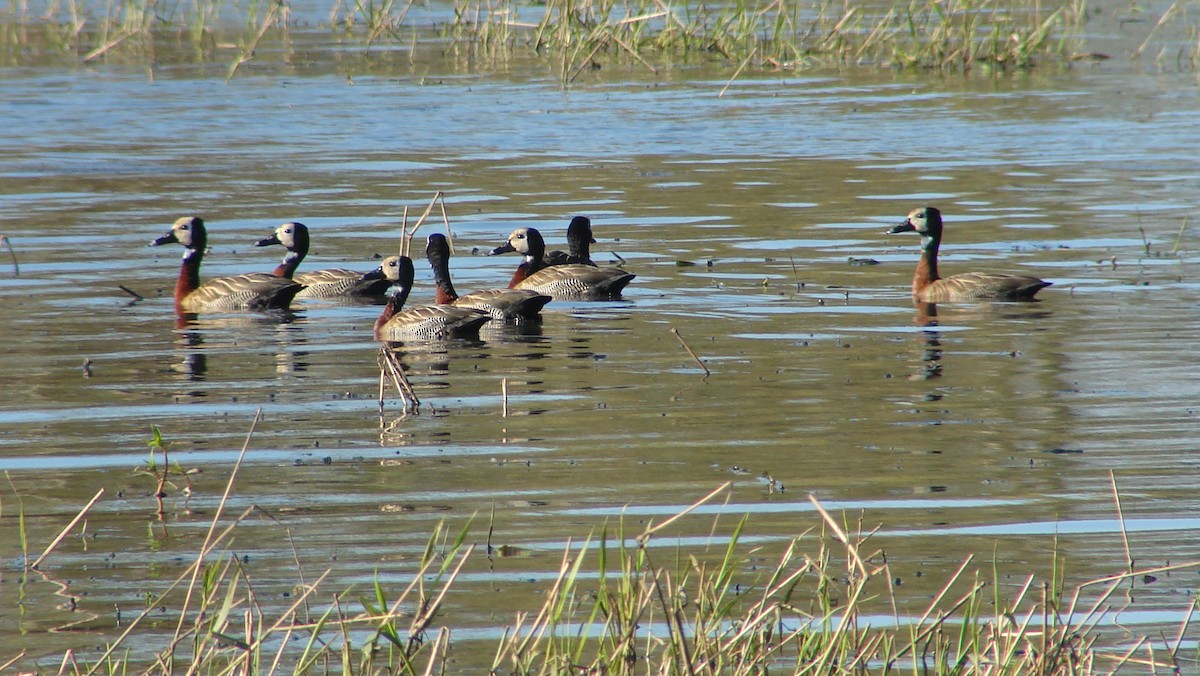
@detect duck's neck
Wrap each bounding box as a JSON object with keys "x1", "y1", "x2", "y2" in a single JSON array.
[
  {"x1": 429, "y1": 257, "x2": 459, "y2": 303},
  {"x1": 273, "y1": 250, "x2": 304, "y2": 278},
  {"x1": 375, "y1": 286, "x2": 410, "y2": 338},
  {"x1": 176, "y1": 248, "x2": 202, "y2": 313},
  {"x1": 914, "y1": 235, "x2": 940, "y2": 294},
  {"x1": 507, "y1": 262, "x2": 531, "y2": 289},
  {"x1": 569, "y1": 237, "x2": 591, "y2": 261}
]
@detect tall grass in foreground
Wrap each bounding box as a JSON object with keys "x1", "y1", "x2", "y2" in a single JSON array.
[{"x1": 8, "y1": 424, "x2": 1200, "y2": 673}]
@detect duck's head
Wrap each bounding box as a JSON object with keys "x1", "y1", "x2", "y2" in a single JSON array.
[
  {"x1": 887, "y1": 207, "x2": 942, "y2": 236},
  {"x1": 489, "y1": 227, "x2": 546, "y2": 262},
  {"x1": 567, "y1": 216, "x2": 596, "y2": 244},
  {"x1": 151, "y1": 216, "x2": 206, "y2": 251},
  {"x1": 887, "y1": 207, "x2": 943, "y2": 250},
  {"x1": 362, "y1": 255, "x2": 408, "y2": 284},
  {"x1": 256, "y1": 221, "x2": 309, "y2": 251},
  {"x1": 426, "y1": 233, "x2": 450, "y2": 261}
]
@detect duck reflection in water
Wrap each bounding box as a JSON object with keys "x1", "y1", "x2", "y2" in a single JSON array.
[
  {"x1": 913, "y1": 301, "x2": 943, "y2": 381},
  {"x1": 168, "y1": 312, "x2": 308, "y2": 400},
  {"x1": 170, "y1": 318, "x2": 207, "y2": 389}
]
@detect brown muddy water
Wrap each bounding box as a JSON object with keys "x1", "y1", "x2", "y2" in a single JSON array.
[{"x1": 3, "y1": 12, "x2": 1200, "y2": 670}]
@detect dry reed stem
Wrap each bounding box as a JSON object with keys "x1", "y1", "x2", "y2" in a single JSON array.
[
  {"x1": 251, "y1": 568, "x2": 334, "y2": 645},
  {"x1": 1109, "y1": 469, "x2": 1133, "y2": 573},
  {"x1": 404, "y1": 191, "x2": 445, "y2": 253},
  {"x1": 0, "y1": 235, "x2": 19, "y2": 275},
  {"x1": 436, "y1": 191, "x2": 453, "y2": 249},
  {"x1": 509, "y1": 540, "x2": 579, "y2": 657},
  {"x1": 29, "y1": 488, "x2": 104, "y2": 569},
  {"x1": 406, "y1": 543, "x2": 476, "y2": 653},
  {"x1": 400, "y1": 205, "x2": 410, "y2": 257},
  {"x1": 378, "y1": 345, "x2": 420, "y2": 412},
  {"x1": 669, "y1": 327, "x2": 711, "y2": 377},
  {"x1": 82, "y1": 28, "x2": 136, "y2": 62},
  {"x1": 1133, "y1": 1, "x2": 1180, "y2": 59},
  {"x1": 806, "y1": 494, "x2": 869, "y2": 579},
  {"x1": 638, "y1": 481, "x2": 731, "y2": 543},
  {"x1": 0, "y1": 652, "x2": 24, "y2": 671},
  {"x1": 227, "y1": 0, "x2": 286, "y2": 80},
  {"x1": 719, "y1": 46, "x2": 757, "y2": 98},
  {"x1": 423, "y1": 627, "x2": 452, "y2": 675},
  {"x1": 82, "y1": 506, "x2": 257, "y2": 674},
  {"x1": 1169, "y1": 597, "x2": 1196, "y2": 659},
  {"x1": 168, "y1": 409, "x2": 261, "y2": 646}
]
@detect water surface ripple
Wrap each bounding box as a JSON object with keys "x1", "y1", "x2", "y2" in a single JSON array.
[{"x1": 2, "y1": 32, "x2": 1200, "y2": 668}]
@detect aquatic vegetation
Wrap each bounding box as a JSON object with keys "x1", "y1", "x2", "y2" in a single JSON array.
[
  {"x1": 448, "y1": 0, "x2": 1088, "y2": 76},
  {"x1": 9, "y1": 443, "x2": 1198, "y2": 673},
  {"x1": 2, "y1": 0, "x2": 1200, "y2": 75}
]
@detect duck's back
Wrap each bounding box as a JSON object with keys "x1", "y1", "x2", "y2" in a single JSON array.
[
  {"x1": 922, "y1": 272, "x2": 1051, "y2": 302},
  {"x1": 454, "y1": 288, "x2": 552, "y2": 320},
  {"x1": 295, "y1": 268, "x2": 389, "y2": 298}
]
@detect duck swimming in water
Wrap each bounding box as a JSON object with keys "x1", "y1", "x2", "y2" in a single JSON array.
[
  {"x1": 489, "y1": 227, "x2": 634, "y2": 299},
  {"x1": 887, "y1": 207, "x2": 1051, "y2": 302}
]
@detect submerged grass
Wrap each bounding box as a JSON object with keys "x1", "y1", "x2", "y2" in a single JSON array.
[
  {"x1": 3, "y1": 0, "x2": 1200, "y2": 75},
  {"x1": 7, "y1": 426, "x2": 1200, "y2": 673}
]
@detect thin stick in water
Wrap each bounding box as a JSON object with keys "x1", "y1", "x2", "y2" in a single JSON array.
[
  {"x1": 0, "y1": 235, "x2": 19, "y2": 275},
  {"x1": 1171, "y1": 215, "x2": 1188, "y2": 254},
  {"x1": 670, "y1": 327, "x2": 711, "y2": 377},
  {"x1": 501, "y1": 377, "x2": 508, "y2": 418},
  {"x1": 30, "y1": 488, "x2": 105, "y2": 569},
  {"x1": 437, "y1": 192, "x2": 454, "y2": 251},
  {"x1": 379, "y1": 346, "x2": 420, "y2": 413},
  {"x1": 719, "y1": 46, "x2": 757, "y2": 98},
  {"x1": 1109, "y1": 469, "x2": 1133, "y2": 574},
  {"x1": 405, "y1": 191, "x2": 444, "y2": 254}
]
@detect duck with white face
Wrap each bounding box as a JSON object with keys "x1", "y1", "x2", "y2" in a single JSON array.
[
  {"x1": 887, "y1": 206, "x2": 1051, "y2": 302},
  {"x1": 489, "y1": 227, "x2": 635, "y2": 299},
  {"x1": 254, "y1": 221, "x2": 392, "y2": 298},
  {"x1": 366, "y1": 255, "x2": 492, "y2": 341}
]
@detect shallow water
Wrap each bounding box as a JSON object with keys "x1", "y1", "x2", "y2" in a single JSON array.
[{"x1": 3, "y1": 8, "x2": 1200, "y2": 669}]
